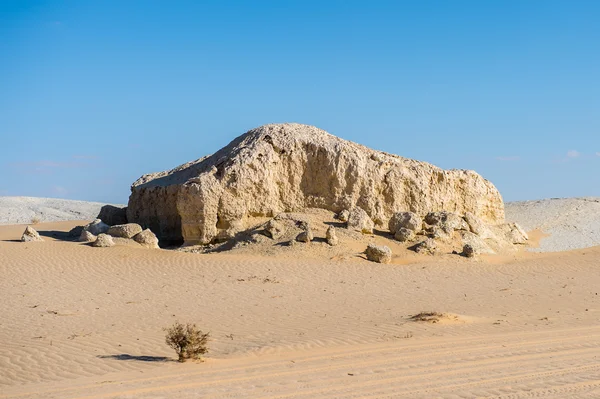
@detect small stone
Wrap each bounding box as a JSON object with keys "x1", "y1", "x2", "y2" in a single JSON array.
[
  {"x1": 21, "y1": 226, "x2": 43, "y2": 242},
  {"x1": 365, "y1": 244, "x2": 392, "y2": 264},
  {"x1": 413, "y1": 238, "x2": 437, "y2": 255},
  {"x1": 133, "y1": 229, "x2": 159, "y2": 249},
  {"x1": 462, "y1": 244, "x2": 476, "y2": 258},
  {"x1": 92, "y1": 233, "x2": 115, "y2": 247},
  {"x1": 338, "y1": 210, "x2": 350, "y2": 222},
  {"x1": 326, "y1": 226, "x2": 339, "y2": 246},
  {"x1": 394, "y1": 227, "x2": 415, "y2": 242},
  {"x1": 79, "y1": 230, "x2": 97, "y2": 242},
  {"x1": 296, "y1": 227, "x2": 314, "y2": 243},
  {"x1": 107, "y1": 223, "x2": 143, "y2": 239}
]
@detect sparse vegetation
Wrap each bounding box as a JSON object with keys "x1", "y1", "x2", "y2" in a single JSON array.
[
  {"x1": 164, "y1": 322, "x2": 210, "y2": 362},
  {"x1": 31, "y1": 215, "x2": 41, "y2": 224}
]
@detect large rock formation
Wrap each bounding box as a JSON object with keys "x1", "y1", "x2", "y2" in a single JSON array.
[{"x1": 128, "y1": 124, "x2": 504, "y2": 245}]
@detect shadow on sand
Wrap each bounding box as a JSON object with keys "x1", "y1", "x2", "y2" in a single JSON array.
[{"x1": 97, "y1": 354, "x2": 172, "y2": 362}]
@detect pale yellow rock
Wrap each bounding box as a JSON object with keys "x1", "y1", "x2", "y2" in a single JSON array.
[{"x1": 128, "y1": 124, "x2": 505, "y2": 245}]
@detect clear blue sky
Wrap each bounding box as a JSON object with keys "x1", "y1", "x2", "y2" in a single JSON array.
[{"x1": 1, "y1": 1, "x2": 599, "y2": 204}]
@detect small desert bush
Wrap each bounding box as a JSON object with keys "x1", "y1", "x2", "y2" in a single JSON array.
[
  {"x1": 31, "y1": 215, "x2": 41, "y2": 224},
  {"x1": 164, "y1": 322, "x2": 210, "y2": 362}
]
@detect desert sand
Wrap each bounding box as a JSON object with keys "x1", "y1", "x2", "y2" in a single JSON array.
[{"x1": 3, "y1": 220, "x2": 600, "y2": 398}]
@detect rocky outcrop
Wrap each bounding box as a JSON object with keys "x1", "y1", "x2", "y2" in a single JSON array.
[
  {"x1": 128, "y1": 124, "x2": 505, "y2": 245},
  {"x1": 365, "y1": 244, "x2": 392, "y2": 264},
  {"x1": 21, "y1": 226, "x2": 43, "y2": 242}
]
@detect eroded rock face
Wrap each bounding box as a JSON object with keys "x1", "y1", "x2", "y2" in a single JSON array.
[{"x1": 128, "y1": 124, "x2": 505, "y2": 245}]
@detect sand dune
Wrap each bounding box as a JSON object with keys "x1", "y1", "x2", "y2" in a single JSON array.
[{"x1": 3, "y1": 221, "x2": 600, "y2": 398}]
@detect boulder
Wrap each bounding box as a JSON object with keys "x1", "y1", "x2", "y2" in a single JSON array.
[
  {"x1": 337, "y1": 209, "x2": 350, "y2": 222},
  {"x1": 68, "y1": 225, "x2": 85, "y2": 238},
  {"x1": 79, "y1": 230, "x2": 97, "y2": 242},
  {"x1": 296, "y1": 229, "x2": 313, "y2": 243},
  {"x1": 347, "y1": 207, "x2": 374, "y2": 234},
  {"x1": 84, "y1": 219, "x2": 110, "y2": 235},
  {"x1": 388, "y1": 211, "x2": 421, "y2": 234},
  {"x1": 460, "y1": 231, "x2": 496, "y2": 255},
  {"x1": 394, "y1": 227, "x2": 415, "y2": 242},
  {"x1": 365, "y1": 244, "x2": 392, "y2": 264},
  {"x1": 263, "y1": 219, "x2": 285, "y2": 240},
  {"x1": 425, "y1": 211, "x2": 469, "y2": 233},
  {"x1": 92, "y1": 234, "x2": 115, "y2": 247},
  {"x1": 127, "y1": 124, "x2": 505, "y2": 245},
  {"x1": 462, "y1": 244, "x2": 476, "y2": 258},
  {"x1": 326, "y1": 225, "x2": 339, "y2": 246},
  {"x1": 133, "y1": 229, "x2": 160, "y2": 249},
  {"x1": 413, "y1": 238, "x2": 437, "y2": 255},
  {"x1": 21, "y1": 226, "x2": 43, "y2": 242},
  {"x1": 97, "y1": 205, "x2": 128, "y2": 226},
  {"x1": 463, "y1": 212, "x2": 490, "y2": 237},
  {"x1": 498, "y1": 222, "x2": 529, "y2": 244},
  {"x1": 107, "y1": 223, "x2": 143, "y2": 239}
]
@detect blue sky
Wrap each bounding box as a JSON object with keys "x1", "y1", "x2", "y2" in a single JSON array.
[{"x1": 1, "y1": 0, "x2": 599, "y2": 204}]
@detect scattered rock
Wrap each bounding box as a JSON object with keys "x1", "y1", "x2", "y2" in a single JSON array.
[
  {"x1": 128, "y1": 123, "x2": 504, "y2": 245},
  {"x1": 496, "y1": 222, "x2": 528, "y2": 244},
  {"x1": 21, "y1": 226, "x2": 43, "y2": 242},
  {"x1": 296, "y1": 225, "x2": 314, "y2": 243},
  {"x1": 347, "y1": 207, "x2": 374, "y2": 234},
  {"x1": 79, "y1": 230, "x2": 97, "y2": 242},
  {"x1": 413, "y1": 238, "x2": 437, "y2": 255},
  {"x1": 462, "y1": 244, "x2": 476, "y2": 258},
  {"x1": 425, "y1": 211, "x2": 468, "y2": 233},
  {"x1": 365, "y1": 244, "x2": 392, "y2": 264},
  {"x1": 394, "y1": 227, "x2": 415, "y2": 242},
  {"x1": 107, "y1": 223, "x2": 143, "y2": 239},
  {"x1": 263, "y1": 219, "x2": 285, "y2": 240},
  {"x1": 326, "y1": 226, "x2": 339, "y2": 246},
  {"x1": 92, "y1": 234, "x2": 115, "y2": 247},
  {"x1": 429, "y1": 226, "x2": 451, "y2": 241},
  {"x1": 133, "y1": 229, "x2": 160, "y2": 249},
  {"x1": 97, "y1": 205, "x2": 128, "y2": 226},
  {"x1": 68, "y1": 225, "x2": 84, "y2": 238},
  {"x1": 460, "y1": 231, "x2": 496, "y2": 255},
  {"x1": 84, "y1": 219, "x2": 110, "y2": 235},
  {"x1": 337, "y1": 210, "x2": 350, "y2": 222},
  {"x1": 388, "y1": 211, "x2": 421, "y2": 234}
]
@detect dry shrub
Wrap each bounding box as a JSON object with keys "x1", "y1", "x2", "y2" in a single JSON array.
[
  {"x1": 409, "y1": 312, "x2": 446, "y2": 323},
  {"x1": 31, "y1": 216, "x2": 41, "y2": 224},
  {"x1": 164, "y1": 322, "x2": 210, "y2": 362}
]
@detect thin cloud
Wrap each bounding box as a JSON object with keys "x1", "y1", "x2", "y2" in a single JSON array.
[
  {"x1": 72, "y1": 155, "x2": 100, "y2": 160},
  {"x1": 566, "y1": 150, "x2": 580, "y2": 158},
  {"x1": 51, "y1": 185, "x2": 68, "y2": 196},
  {"x1": 596, "y1": 152, "x2": 600, "y2": 157},
  {"x1": 495, "y1": 156, "x2": 520, "y2": 162}
]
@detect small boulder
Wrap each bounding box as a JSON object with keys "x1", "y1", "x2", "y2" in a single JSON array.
[
  {"x1": 97, "y1": 205, "x2": 128, "y2": 226},
  {"x1": 264, "y1": 219, "x2": 285, "y2": 240},
  {"x1": 296, "y1": 226, "x2": 314, "y2": 243},
  {"x1": 133, "y1": 229, "x2": 159, "y2": 249},
  {"x1": 394, "y1": 227, "x2": 415, "y2": 242},
  {"x1": 460, "y1": 231, "x2": 496, "y2": 255},
  {"x1": 92, "y1": 233, "x2": 115, "y2": 247},
  {"x1": 462, "y1": 244, "x2": 476, "y2": 258},
  {"x1": 365, "y1": 244, "x2": 392, "y2": 264},
  {"x1": 107, "y1": 223, "x2": 143, "y2": 239},
  {"x1": 326, "y1": 226, "x2": 339, "y2": 246},
  {"x1": 79, "y1": 230, "x2": 97, "y2": 242},
  {"x1": 388, "y1": 212, "x2": 421, "y2": 234},
  {"x1": 21, "y1": 226, "x2": 43, "y2": 242},
  {"x1": 425, "y1": 211, "x2": 468, "y2": 233},
  {"x1": 346, "y1": 207, "x2": 374, "y2": 234},
  {"x1": 413, "y1": 238, "x2": 437, "y2": 255},
  {"x1": 68, "y1": 225, "x2": 85, "y2": 238},
  {"x1": 337, "y1": 209, "x2": 350, "y2": 222},
  {"x1": 84, "y1": 219, "x2": 110, "y2": 235}
]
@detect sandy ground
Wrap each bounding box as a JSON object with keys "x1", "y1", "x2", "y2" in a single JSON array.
[{"x1": 3, "y1": 221, "x2": 600, "y2": 398}]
